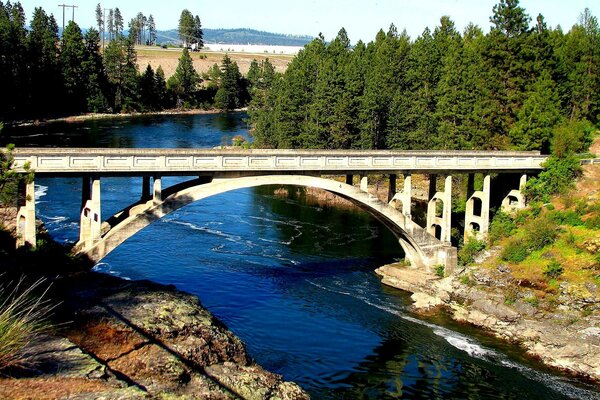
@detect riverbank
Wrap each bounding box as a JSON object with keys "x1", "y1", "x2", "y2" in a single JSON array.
[
  {"x1": 0, "y1": 270, "x2": 310, "y2": 400},
  {"x1": 11, "y1": 108, "x2": 247, "y2": 128},
  {"x1": 375, "y1": 155, "x2": 600, "y2": 384},
  {"x1": 0, "y1": 220, "x2": 309, "y2": 399}
]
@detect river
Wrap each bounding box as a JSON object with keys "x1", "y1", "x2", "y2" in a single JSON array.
[{"x1": 4, "y1": 113, "x2": 600, "y2": 399}]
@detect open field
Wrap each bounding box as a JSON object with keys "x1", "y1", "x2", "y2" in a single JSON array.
[{"x1": 134, "y1": 45, "x2": 294, "y2": 78}]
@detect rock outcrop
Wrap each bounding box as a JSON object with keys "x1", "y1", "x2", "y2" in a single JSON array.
[
  {"x1": 0, "y1": 273, "x2": 309, "y2": 400},
  {"x1": 376, "y1": 263, "x2": 600, "y2": 383}
]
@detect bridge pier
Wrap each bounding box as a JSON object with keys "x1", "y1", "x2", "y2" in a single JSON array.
[
  {"x1": 502, "y1": 174, "x2": 527, "y2": 213},
  {"x1": 387, "y1": 174, "x2": 397, "y2": 203},
  {"x1": 153, "y1": 175, "x2": 162, "y2": 205},
  {"x1": 142, "y1": 176, "x2": 151, "y2": 201},
  {"x1": 464, "y1": 174, "x2": 491, "y2": 242},
  {"x1": 389, "y1": 174, "x2": 412, "y2": 221},
  {"x1": 360, "y1": 175, "x2": 368, "y2": 193},
  {"x1": 427, "y1": 175, "x2": 452, "y2": 244},
  {"x1": 16, "y1": 180, "x2": 36, "y2": 248},
  {"x1": 79, "y1": 176, "x2": 101, "y2": 248}
]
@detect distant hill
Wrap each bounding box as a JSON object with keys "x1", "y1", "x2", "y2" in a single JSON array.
[{"x1": 156, "y1": 28, "x2": 314, "y2": 46}]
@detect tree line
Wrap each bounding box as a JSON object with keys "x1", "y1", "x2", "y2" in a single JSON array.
[
  {"x1": 0, "y1": 2, "x2": 262, "y2": 121},
  {"x1": 249, "y1": 0, "x2": 598, "y2": 154}
]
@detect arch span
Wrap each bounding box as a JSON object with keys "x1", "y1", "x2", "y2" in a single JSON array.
[{"x1": 78, "y1": 175, "x2": 455, "y2": 270}]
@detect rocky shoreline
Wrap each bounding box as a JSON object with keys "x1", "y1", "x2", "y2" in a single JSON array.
[
  {"x1": 0, "y1": 272, "x2": 309, "y2": 400},
  {"x1": 375, "y1": 262, "x2": 600, "y2": 383}
]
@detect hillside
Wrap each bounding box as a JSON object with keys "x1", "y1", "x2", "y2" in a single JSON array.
[{"x1": 156, "y1": 28, "x2": 314, "y2": 46}]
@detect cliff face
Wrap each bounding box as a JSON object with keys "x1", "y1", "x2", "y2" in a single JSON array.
[{"x1": 0, "y1": 273, "x2": 310, "y2": 400}]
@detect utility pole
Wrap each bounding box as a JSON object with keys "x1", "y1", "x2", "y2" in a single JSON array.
[{"x1": 58, "y1": 4, "x2": 78, "y2": 35}]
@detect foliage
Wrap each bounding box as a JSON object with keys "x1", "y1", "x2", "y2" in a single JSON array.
[
  {"x1": 178, "y1": 9, "x2": 203, "y2": 48},
  {"x1": 524, "y1": 156, "x2": 582, "y2": 202},
  {"x1": 214, "y1": 54, "x2": 246, "y2": 111},
  {"x1": 249, "y1": 4, "x2": 600, "y2": 152},
  {"x1": 168, "y1": 48, "x2": 200, "y2": 107},
  {"x1": 551, "y1": 119, "x2": 595, "y2": 157},
  {"x1": 458, "y1": 239, "x2": 486, "y2": 266},
  {"x1": 489, "y1": 211, "x2": 517, "y2": 244},
  {"x1": 0, "y1": 277, "x2": 55, "y2": 371},
  {"x1": 523, "y1": 214, "x2": 559, "y2": 250},
  {"x1": 543, "y1": 260, "x2": 564, "y2": 279},
  {"x1": 1, "y1": 145, "x2": 33, "y2": 206},
  {"x1": 435, "y1": 264, "x2": 445, "y2": 278},
  {"x1": 501, "y1": 239, "x2": 529, "y2": 263}
]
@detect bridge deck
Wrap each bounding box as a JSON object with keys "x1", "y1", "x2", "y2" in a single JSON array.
[{"x1": 12, "y1": 148, "x2": 547, "y2": 176}]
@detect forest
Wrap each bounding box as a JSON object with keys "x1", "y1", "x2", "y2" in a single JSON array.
[
  {"x1": 249, "y1": 0, "x2": 598, "y2": 154},
  {"x1": 0, "y1": 2, "x2": 256, "y2": 120}
]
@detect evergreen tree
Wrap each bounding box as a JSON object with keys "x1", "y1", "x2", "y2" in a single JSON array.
[
  {"x1": 83, "y1": 28, "x2": 109, "y2": 112},
  {"x1": 0, "y1": 1, "x2": 28, "y2": 119},
  {"x1": 154, "y1": 65, "x2": 167, "y2": 108},
  {"x1": 194, "y1": 15, "x2": 204, "y2": 48},
  {"x1": 510, "y1": 70, "x2": 563, "y2": 152},
  {"x1": 95, "y1": 3, "x2": 103, "y2": 40},
  {"x1": 114, "y1": 8, "x2": 123, "y2": 38},
  {"x1": 214, "y1": 54, "x2": 243, "y2": 111},
  {"x1": 168, "y1": 48, "x2": 200, "y2": 106},
  {"x1": 178, "y1": 9, "x2": 195, "y2": 46},
  {"x1": 107, "y1": 9, "x2": 114, "y2": 41},
  {"x1": 103, "y1": 38, "x2": 140, "y2": 112},
  {"x1": 148, "y1": 15, "x2": 156, "y2": 45},
  {"x1": 27, "y1": 7, "x2": 61, "y2": 117},
  {"x1": 139, "y1": 64, "x2": 156, "y2": 110},
  {"x1": 60, "y1": 21, "x2": 88, "y2": 113}
]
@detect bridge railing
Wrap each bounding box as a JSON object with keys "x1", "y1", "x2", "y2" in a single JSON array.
[{"x1": 12, "y1": 148, "x2": 547, "y2": 175}]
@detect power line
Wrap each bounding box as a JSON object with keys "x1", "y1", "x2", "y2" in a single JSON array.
[{"x1": 58, "y1": 4, "x2": 78, "y2": 35}]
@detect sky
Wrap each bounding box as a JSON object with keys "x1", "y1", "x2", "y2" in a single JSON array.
[{"x1": 15, "y1": 0, "x2": 596, "y2": 43}]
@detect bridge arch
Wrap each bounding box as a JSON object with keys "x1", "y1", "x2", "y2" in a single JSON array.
[{"x1": 79, "y1": 175, "x2": 453, "y2": 270}]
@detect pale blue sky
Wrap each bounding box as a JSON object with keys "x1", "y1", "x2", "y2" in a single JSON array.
[{"x1": 16, "y1": 0, "x2": 596, "y2": 42}]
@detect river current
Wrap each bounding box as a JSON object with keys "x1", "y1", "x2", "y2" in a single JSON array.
[{"x1": 4, "y1": 113, "x2": 600, "y2": 399}]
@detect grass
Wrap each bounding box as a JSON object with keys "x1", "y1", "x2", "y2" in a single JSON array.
[{"x1": 0, "y1": 276, "x2": 56, "y2": 372}]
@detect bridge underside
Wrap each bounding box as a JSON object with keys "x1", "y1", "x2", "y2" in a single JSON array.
[{"x1": 72, "y1": 174, "x2": 456, "y2": 271}]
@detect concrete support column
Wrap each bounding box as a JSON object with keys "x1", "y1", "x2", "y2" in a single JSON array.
[
  {"x1": 345, "y1": 174, "x2": 353, "y2": 186},
  {"x1": 79, "y1": 176, "x2": 101, "y2": 248},
  {"x1": 427, "y1": 175, "x2": 452, "y2": 244},
  {"x1": 401, "y1": 174, "x2": 412, "y2": 220},
  {"x1": 387, "y1": 174, "x2": 397, "y2": 203},
  {"x1": 153, "y1": 175, "x2": 162, "y2": 204},
  {"x1": 16, "y1": 180, "x2": 36, "y2": 248},
  {"x1": 464, "y1": 174, "x2": 491, "y2": 242},
  {"x1": 142, "y1": 176, "x2": 151, "y2": 201},
  {"x1": 501, "y1": 173, "x2": 527, "y2": 213},
  {"x1": 360, "y1": 175, "x2": 368, "y2": 193}
]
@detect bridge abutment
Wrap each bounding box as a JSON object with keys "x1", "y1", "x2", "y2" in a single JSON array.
[{"x1": 78, "y1": 176, "x2": 102, "y2": 249}]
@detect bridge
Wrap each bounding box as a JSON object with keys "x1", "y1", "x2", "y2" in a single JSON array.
[{"x1": 11, "y1": 148, "x2": 547, "y2": 272}]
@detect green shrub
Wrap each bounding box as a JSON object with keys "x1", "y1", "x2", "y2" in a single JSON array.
[
  {"x1": 524, "y1": 215, "x2": 559, "y2": 251},
  {"x1": 0, "y1": 277, "x2": 55, "y2": 371},
  {"x1": 524, "y1": 156, "x2": 582, "y2": 202},
  {"x1": 435, "y1": 264, "x2": 445, "y2": 278},
  {"x1": 489, "y1": 211, "x2": 516, "y2": 244},
  {"x1": 501, "y1": 239, "x2": 529, "y2": 263},
  {"x1": 543, "y1": 260, "x2": 564, "y2": 279},
  {"x1": 584, "y1": 214, "x2": 600, "y2": 230},
  {"x1": 458, "y1": 239, "x2": 486, "y2": 266},
  {"x1": 548, "y1": 210, "x2": 583, "y2": 227}
]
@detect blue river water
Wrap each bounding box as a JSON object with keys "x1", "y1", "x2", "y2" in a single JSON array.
[{"x1": 4, "y1": 113, "x2": 600, "y2": 399}]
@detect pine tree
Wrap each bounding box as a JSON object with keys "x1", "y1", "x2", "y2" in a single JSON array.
[
  {"x1": 510, "y1": 71, "x2": 563, "y2": 152},
  {"x1": 178, "y1": 9, "x2": 195, "y2": 47},
  {"x1": 114, "y1": 8, "x2": 123, "y2": 38},
  {"x1": 83, "y1": 28, "x2": 109, "y2": 112},
  {"x1": 103, "y1": 38, "x2": 140, "y2": 112},
  {"x1": 148, "y1": 15, "x2": 156, "y2": 45},
  {"x1": 27, "y1": 7, "x2": 61, "y2": 117},
  {"x1": 168, "y1": 48, "x2": 200, "y2": 106},
  {"x1": 154, "y1": 65, "x2": 167, "y2": 108},
  {"x1": 60, "y1": 21, "x2": 88, "y2": 113},
  {"x1": 107, "y1": 9, "x2": 114, "y2": 41},
  {"x1": 95, "y1": 3, "x2": 103, "y2": 40},
  {"x1": 140, "y1": 64, "x2": 156, "y2": 110},
  {"x1": 214, "y1": 54, "x2": 243, "y2": 111},
  {"x1": 194, "y1": 15, "x2": 203, "y2": 48}
]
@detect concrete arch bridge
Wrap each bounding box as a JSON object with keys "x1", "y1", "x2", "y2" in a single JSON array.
[{"x1": 12, "y1": 148, "x2": 546, "y2": 272}]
